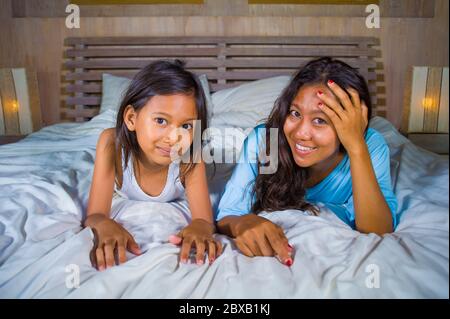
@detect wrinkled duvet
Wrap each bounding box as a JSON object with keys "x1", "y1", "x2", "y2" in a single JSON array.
[{"x1": 0, "y1": 110, "x2": 448, "y2": 298}]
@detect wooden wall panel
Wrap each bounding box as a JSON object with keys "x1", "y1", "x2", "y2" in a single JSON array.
[
  {"x1": 11, "y1": 0, "x2": 435, "y2": 17},
  {"x1": 0, "y1": 0, "x2": 448, "y2": 127}
]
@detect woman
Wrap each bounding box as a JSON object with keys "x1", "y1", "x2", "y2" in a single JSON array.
[{"x1": 215, "y1": 57, "x2": 397, "y2": 266}]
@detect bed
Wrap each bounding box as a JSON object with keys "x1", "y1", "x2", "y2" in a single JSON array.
[{"x1": 0, "y1": 37, "x2": 448, "y2": 298}]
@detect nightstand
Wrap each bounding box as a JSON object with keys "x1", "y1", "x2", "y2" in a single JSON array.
[{"x1": 407, "y1": 133, "x2": 449, "y2": 155}]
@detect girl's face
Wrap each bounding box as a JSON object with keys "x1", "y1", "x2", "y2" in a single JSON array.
[
  {"x1": 283, "y1": 83, "x2": 342, "y2": 174},
  {"x1": 125, "y1": 94, "x2": 198, "y2": 166}
]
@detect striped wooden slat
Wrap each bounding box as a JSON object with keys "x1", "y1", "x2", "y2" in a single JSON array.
[
  {"x1": 66, "y1": 47, "x2": 221, "y2": 58},
  {"x1": 12, "y1": 68, "x2": 33, "y2": 134},
  {"x1": 65, "y1": 36, "x2": 379, "y2": 46},
  {"x1": 66, "y1": 47, "x2": 378, "y2": 58},
  {"x1": 423, "y1": 68, "x2": 442, "y2": 132},
  {"x1": 62, "y1": 36, "x2": 381, "y2": 122},
  {"x1": 438, "y1": 68, "x2": 449, "y2": 133},
  {"x1": 0, "y1": 94, "x2": 5, "y2": 135}
]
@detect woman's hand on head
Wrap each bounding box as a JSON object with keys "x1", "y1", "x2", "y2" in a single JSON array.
[
  {"x1": 85, "y1": 214, "x2": 142, "y2": 271},
  {"x1": 233, "y1": 214, "x2": 293, "y2": 266},
  {"x1": 317, "y1": 80, "x2": 369, "y2": 154},
  {"x1": 169, "y1": 219, "x2": 223, "y2": 265}
]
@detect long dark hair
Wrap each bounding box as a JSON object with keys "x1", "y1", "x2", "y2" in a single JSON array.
[
  {"x1": 115, "y1": 59, "x2": 208, "y2": 184},
  {"x1": 251, "y1": 57, "x2": 373, "y2": 215}
]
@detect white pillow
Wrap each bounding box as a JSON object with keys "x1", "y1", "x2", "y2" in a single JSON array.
[
  {"x1": 210, "y1": 75, "x2": 291, "y2": 130},
  {"x1": 99, "y1": 73, "x2": 131, "y2": 114},
  {"x1": 207, "y1": 75, "x2": 291, "y2": 154},
  {"x1": 99, "y1": 73, "x2": 213, "y2": 117}
]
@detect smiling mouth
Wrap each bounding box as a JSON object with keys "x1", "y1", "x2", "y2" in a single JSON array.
[
  {"x1": 156, "y1": 146, "x2": 172, "y2": 157},
  {"x1": 294, "y1": 143, "x2": 317, "y2": 155}
]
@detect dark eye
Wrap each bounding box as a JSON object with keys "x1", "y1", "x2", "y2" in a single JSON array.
[
  {"x1": 289, "y1": 110, "x2": 300, "y2": 118},
  {"x1": 182, "y1": 123, "x2": 193, "y2": 130},
  {"x1": 313, "y1": 118, "x2": 327, "y2": 125},
  {"x1": 155, "y1": 118, "x2": 167, "y2": 125}
]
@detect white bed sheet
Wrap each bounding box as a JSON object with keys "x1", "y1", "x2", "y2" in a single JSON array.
[{"x1": 0, "y1": 110, "x2": 448, "y2": 298}]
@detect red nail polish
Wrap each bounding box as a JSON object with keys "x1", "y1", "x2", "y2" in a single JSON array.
[
  {"x1": 328, "y1": 79, "x2": 334, "y2": 85},
  {"x1": 317, "y1": 90, "x2": 323, "y2": 95},
  {"x1": 285, "y1": 259, "x2": 293, "y2": 267}
]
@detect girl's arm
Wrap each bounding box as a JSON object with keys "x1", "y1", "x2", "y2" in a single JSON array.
[
  {"x1": 317, "y1": 81, "x2": 393, "y2": 235},
  {"x1": 85, "y1": 128, "x2": 116, "y2": 227},
  {"x1": 184, "y1": 160, "x2": 214, "y2": 224},
  {"x1": 174, "y1": 160, "x2": 222, "y2": 265},
  {"x1": 85, "y1": 128, "x2": 141, "y2": 270}
]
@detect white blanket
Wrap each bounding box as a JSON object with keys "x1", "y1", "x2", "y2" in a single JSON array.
[{"x1": 0, "y1": 110, "x2": 448, "y2": 298}]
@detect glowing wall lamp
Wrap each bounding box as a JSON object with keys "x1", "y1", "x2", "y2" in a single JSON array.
[
  {"x1": 0, "y1": 68, "x2": 42, "y2": 136},
  {"x1": 402, "y1": 66, "x2": 449, "y2": 154}
]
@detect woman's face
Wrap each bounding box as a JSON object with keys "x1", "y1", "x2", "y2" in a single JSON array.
[
  {"x1": 283, "y1": 83, "x2": 342, "y2": 173},
  {"x1": 125, "y1": 94, "x2": 198, "y2": 167}
]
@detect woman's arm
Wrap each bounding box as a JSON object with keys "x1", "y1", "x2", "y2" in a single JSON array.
[
  {"x1": 317, "y1": 81, "x2": 394, "y2": 235},
  {"x1": 215, "y1": 128, "x2": 292, "y2": 264},
  {"x1": 347, "y1": 143, "x2": 393, "y2": 235}
]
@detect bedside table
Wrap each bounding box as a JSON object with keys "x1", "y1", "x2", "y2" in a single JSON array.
[
  {"x1": 407, "y1": 133, "x2": 449, "y2": 155},
  {"x1": 0, "y1": 135, "x2": 26, "y2": 145}
]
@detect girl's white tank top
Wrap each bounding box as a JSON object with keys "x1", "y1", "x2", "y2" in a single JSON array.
[{"x1": 115, "y1": 153, "x2": 186, "y2": 202}]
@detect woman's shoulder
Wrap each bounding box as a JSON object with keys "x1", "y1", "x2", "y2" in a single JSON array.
[
  {"x1": 247, "y1": 123, "x2": 267, "y2": 143},
  {"x1": 365, "y1": 127, "x2": 390, "y2": 157}
]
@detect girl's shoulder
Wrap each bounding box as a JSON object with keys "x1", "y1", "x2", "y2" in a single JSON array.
[
  {"x1": 96, "y1": 128, "x2": 119, "y2": 160},
  {"x1": 97, "y1": 128, "x2": 116, "y2": 148},
  {"x1": 95, "y1": 128, "x2": 123, "y2": 186}
]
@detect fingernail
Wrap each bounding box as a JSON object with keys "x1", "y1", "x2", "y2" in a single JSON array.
[
  {"x1": 318, "y1": 102, "x2": 323, "y2": 107},
  {"x1": 287, "y1": 244, "x2": 293, "y2": 251},
  {"x1": 181, "y1": 258, "x2": 187, "y2": 264},
  {"x1": 197, "y1": 259, "x2": 204, "y2": 265},
  {"x1": 209, "y1": 258, "x2": 214, "y2": 265},
  {"x1": 99, "y1": 266, "x2": 104, "y2": 271},
  {"x1": 317, "y1": 90, "x2": 323, "y2": 95},
  {"x1": 285, "y1": 258, "x2": 293, "y2": 267},
  {"x1": 328, "y1": 79, "x2": 334, "y2": 85}
]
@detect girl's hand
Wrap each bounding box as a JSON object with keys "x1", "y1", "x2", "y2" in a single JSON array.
[
  {"x1": 85, "y1": 214, "x2": 142, "y2": 271},
  {"x1": 233, "y1": 214, "x2": 293, "y2": 266},
  {"x1": 317, "y1": 80, "x2": 369, "y2": 154},
  {"x1": 169, "y1": 219, "x2": 223, "y2": 265}
]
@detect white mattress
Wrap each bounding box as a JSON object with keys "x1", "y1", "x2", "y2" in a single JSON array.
[{"x1": 0, "y1": 110, "x2": 448, "y2": 298}]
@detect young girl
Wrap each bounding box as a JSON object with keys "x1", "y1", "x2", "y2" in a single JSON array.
[
  {"x1": 84, "y1": 60, "x2": 222, "y2": 271},
  {"x1": 216, "y1": 57, "x2": 398, "y2": 266}
]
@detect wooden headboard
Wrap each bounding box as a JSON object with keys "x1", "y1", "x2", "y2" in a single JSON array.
[{"x1": 62, "y1": 36, "x2": 381, "y2": 122}]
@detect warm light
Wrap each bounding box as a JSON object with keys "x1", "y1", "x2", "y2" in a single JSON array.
[
  {"x1": 422, "y1": 97, "x2": 435, "y2": 110},
  {"x1": 10, "y1": 100, "x2": 18, "y2": 111}
]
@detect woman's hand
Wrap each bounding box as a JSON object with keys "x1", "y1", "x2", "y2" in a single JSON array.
[
  {"x1": 232, "y1": 214, "x2": 293, "y2": 266},
  {"x1": 84, "y1": 214, "x2": 142, "y2": 271},
  {"x1": 169, "y1": 219, "x2": 223, "y2": 265},
  {"x1": 317, "y1": 80, "x2": 369, "y2": 154}
]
